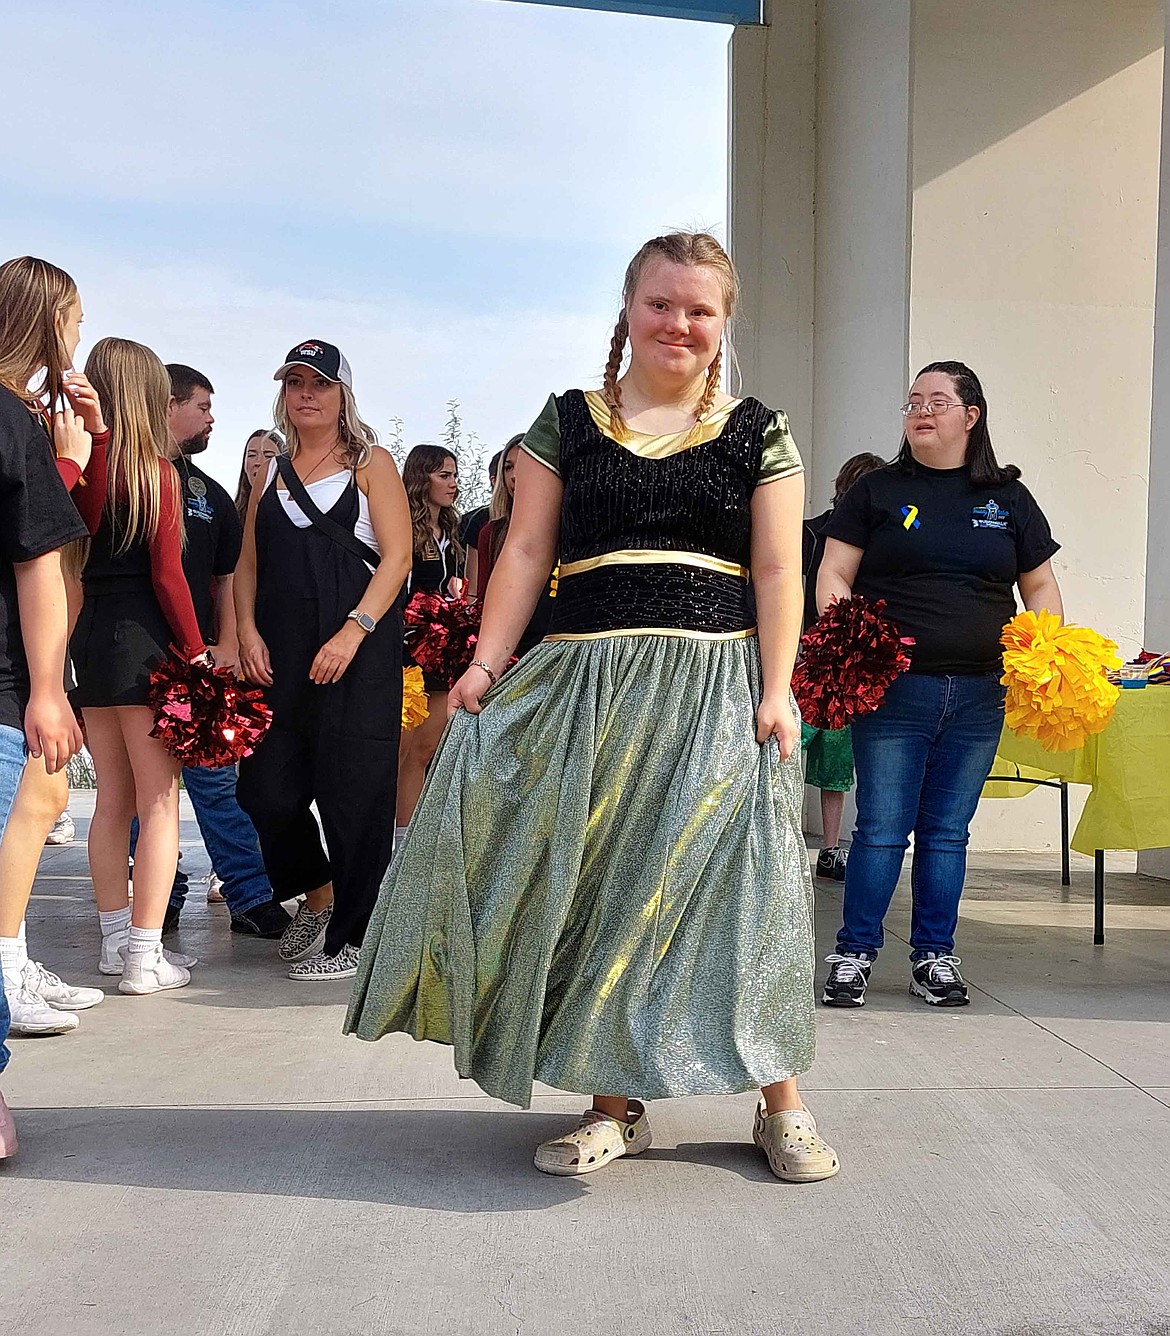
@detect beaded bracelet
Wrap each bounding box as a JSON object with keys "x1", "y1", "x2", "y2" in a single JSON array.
[{"x1": 469, "y1": 658, "x2": 499, "y2": 687}]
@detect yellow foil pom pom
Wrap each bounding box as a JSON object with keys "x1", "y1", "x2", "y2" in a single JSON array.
[
  {"x1": 402, "y1": 664, "x2": 430, "y2": 732},
  {"x1": 1000, "y1": 610, "x2": 1121, "y2": 752}
]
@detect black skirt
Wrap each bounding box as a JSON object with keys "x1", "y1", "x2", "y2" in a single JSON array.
[{"x1": 70, "y1": 587, "x2": 171, "y2": 708}]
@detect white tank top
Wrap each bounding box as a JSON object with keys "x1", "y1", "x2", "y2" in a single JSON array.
[{"x1": 264, "y1": 458, "x2": 381, "y2": 560}]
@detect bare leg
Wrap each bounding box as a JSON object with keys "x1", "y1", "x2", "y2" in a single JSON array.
[
  {"x1": 761, "y1": 1077, "x2": 805, "y2": 1114},
  {"x1": 119, "y1": 707, "x2": 181, "y2": 932},
  {"x1": 83, "y1": 708, "x2": 138, "y2": 915},
  {"x1": 304, "y1": 882, "x2": 333, "y2": 912},
  {"x1": 820, "y1": 789, "x2": 845, "y2": 850},
  {"x1": 396, "y1": 692, "x2": 448, "y2": 824},
  {"x1": 591, "y1": 1094, "x2": 631, "y2": 1121},
  {"x1": 0, "y1": 759, "x2": 68, "y2": 938}
]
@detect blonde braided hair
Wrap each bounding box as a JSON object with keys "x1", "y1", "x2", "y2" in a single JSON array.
[{"x1": 601, "y1": 231, "x2": 737, "y2": 446}]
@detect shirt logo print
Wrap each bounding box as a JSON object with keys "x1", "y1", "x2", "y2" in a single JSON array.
[
  {"x1": 972, "y1": 499, "x2": 1009, "y2": 530},
  {"x1": 901, "y1": 504, "x2": 921, "y2": 530}
]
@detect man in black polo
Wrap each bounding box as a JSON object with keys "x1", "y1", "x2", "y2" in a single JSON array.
[{"x1": 162, "y1": 365, "x2": 289, "y2": 938}]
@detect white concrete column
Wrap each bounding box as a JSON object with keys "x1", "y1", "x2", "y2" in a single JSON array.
[
  {"x1": 1138, "y1": 1, "x2": 1170, "y2": 880},
  {"x1": 727, "y1": 1, "x2": 816, "y2": 462}
]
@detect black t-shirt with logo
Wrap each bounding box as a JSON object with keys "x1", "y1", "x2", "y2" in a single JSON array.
[
  {"x1": 0, "y1": 386, "x2": 90, "y2": 731},
  {"x1": 174, "y1": 456, "x2": 243, "y2": 644},
  {"x1": 824, "y1": 462, "x2": 1060, "y2": 675}
]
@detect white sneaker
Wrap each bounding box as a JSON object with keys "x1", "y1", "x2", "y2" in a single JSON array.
[
  {"x1": 117, "y1": 944, "x2": 191, "y2": 995},
  {"x1": 7, "y1": 981, "x2": 80, "y2": 1036},
  {"x1": 44, "y1": 812, "x2": 75, "y2": 845},
  {"x1": 100, "y1": 930, "x2": 197, "y2": 976},
  {"x1": 21, "y1": 959, "x2": 103, "y2": 1010}
]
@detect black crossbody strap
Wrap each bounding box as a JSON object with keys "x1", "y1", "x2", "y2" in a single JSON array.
[{"x1": 276, "y1": 455, "x2": 381, "y2": 568}]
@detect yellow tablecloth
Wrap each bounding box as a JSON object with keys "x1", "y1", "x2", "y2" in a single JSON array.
[{"x1": 986, "y1": 687, "x2": 1170, "y2": 854}]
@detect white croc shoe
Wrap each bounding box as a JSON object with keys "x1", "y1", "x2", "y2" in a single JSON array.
[
  {"x1": 753, "y1": 1100, "x2": 839, "y2": 1183},
  {"x1": 533, "y1": 1102, "x2": 653, "y2": 1177}
]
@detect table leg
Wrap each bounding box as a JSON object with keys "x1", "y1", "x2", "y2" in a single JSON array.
[
  {"x1": 1060, "y1": 783, "x2": 1071, "y2": 887},
  {"x1": 1094, "y1": 850, "x2": 1105, "y2": 945}
]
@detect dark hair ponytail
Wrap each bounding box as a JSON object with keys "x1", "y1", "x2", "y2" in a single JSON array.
[{"x1": 896, "y1": 360, "x2": 1020, "y2": 488}]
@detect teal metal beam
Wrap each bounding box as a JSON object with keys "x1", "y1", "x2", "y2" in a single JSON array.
[{"x1": 508, "y1": 0, "x2": 762, "y2": 25}]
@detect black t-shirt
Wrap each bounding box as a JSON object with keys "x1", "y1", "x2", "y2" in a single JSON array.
[
  {"x1": 824, "y1": 463, "x2": 1060, "y2": 675},
  {"x1": 0, "y1": 386, "x2": 89, "y2": 731},
  {"x1": 802, "y1": 507, "x2": 833, "y2": 632},
  {"x1": 173, "y1": 456, "x2": 242, "y2": 644},
  {"x1": 459, "y1": 505, "x2": 490, "y2": 551}
]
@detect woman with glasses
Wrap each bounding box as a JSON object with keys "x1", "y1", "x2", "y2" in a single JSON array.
[{"x1": 817, "y1": 361, "x2": 1063, "y2": 1009}]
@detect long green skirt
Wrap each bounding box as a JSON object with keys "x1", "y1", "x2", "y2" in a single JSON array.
[{"x1": 345, "y1": 633, "x2": 816, "y2": 1109}]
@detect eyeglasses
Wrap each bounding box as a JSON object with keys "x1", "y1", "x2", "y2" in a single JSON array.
[{"x1": 900, "y1": 401, "x2": 967, "y2": 417}]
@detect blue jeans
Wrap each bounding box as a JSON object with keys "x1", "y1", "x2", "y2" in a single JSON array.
[
  {"x1": 838, "y1": 672, "x2": 1005, "y2": 960},
  {"x1": 131, "y1": 764, "x2": 271, "y2": 916},
  {"x1": 0, "y1": 724, "x2": 28, "y2": 1076}
]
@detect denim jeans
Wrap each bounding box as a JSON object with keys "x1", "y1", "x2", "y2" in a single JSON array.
[
  {"x1": 130, "y1": 764, "x2": 271, "y2": 916},
  {"x1": 837, "y1": 672, "x2": 1005, "y2": 960},
  {"x1": 0, "y1": 724, "x2": 28, "y2": 1076}
]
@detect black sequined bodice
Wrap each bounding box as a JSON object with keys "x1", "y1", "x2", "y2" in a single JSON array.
[{"x1": 550, "y1": 390, "x2": 774, "y2": 637}]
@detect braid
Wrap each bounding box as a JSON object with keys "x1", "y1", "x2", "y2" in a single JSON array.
[
  {"x1": 602, "y1": 311, "x2": 629, "y2": 441},
  {"x1": 695, "y1": 346, "x2": 722, "y2": 424}
]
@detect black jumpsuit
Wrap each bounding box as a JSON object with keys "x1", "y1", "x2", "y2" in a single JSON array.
[{"x1": 237, "y1": 471, "x2": 403, "y2": 955}]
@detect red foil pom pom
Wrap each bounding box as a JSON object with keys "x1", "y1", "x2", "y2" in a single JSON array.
[
  {"x1": 148, "y1": 654, "x2": 273, "y2": 767},
  {"x1": 404, "y1": 592, "x2": 484, "y2": 691},
  {"x1": 792, "y1": 596, "x2": 914, "y2": 731}
]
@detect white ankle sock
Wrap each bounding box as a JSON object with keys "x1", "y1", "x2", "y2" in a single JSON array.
[
  {"x1": 0, "y1": 935, "x2": 28, "y2": 988},
  {"x1": 98, "y1": 907, "x2": 133, "y2": 938},
  {"x1": 126, "y1": 926, "x2": 162, "y2": 957}
]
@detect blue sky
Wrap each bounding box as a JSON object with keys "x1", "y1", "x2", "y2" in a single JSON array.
[{"x1": 3, "y1": 0, "x2": 728, "y2": 489}]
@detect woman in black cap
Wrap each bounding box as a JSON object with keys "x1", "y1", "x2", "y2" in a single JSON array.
[{"x1": 235, "y1": 341, "x2": 412, "y2": 980}]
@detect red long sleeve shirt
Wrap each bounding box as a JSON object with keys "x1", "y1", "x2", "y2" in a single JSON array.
[{"x1": 72, "y1": 445, "x2": 205, "y2": 660}]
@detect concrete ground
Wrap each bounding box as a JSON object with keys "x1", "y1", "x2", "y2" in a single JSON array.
[{"x1": 2, "y1": 792, "x2": 1169, "y2": 1336}]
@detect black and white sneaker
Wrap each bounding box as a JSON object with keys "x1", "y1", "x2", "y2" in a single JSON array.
[
  {"x1": 821, "y1": 954, "x2": 872, "y2": 1007},
  {"x1": 910, "y1": 954, "x2": 970, "y2": 1007},
  {"x1": 815, "y1": 847, "x2": 848, "y2": 882},
  {"x1": 288, "y1": 943, "x2": 360, "y2": 981}
]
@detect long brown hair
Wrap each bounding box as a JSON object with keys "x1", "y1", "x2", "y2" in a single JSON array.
[
  {"x1": 84, "y1": 338, "x2": 179, "y2": 556},
  {"x1": 0, "y1": 256, "x2": 79, "y2": 414},
  {"x1": 487, "y1": 435, "x2": 524, "y2": 565},
  {"x1": 234, "y1": 428, "x2": 285, "y2": 519},
  {"x1": 402, "y1": 444, "x2": 462, "y2": 560},
  {"x1": 601, "y1": 231, "x2": 738, "y2": 446}
]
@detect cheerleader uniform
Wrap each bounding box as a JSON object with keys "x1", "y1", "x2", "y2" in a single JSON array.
[
  {"x1": 347, "y1": 389, "x2": 816, "y2": 1108},
  {"x1": 405, "y1": 534, "x2": 462, "y2": 693},
  {"x1": 70, "y1": 451, "x2": 205, "y2": 706}
]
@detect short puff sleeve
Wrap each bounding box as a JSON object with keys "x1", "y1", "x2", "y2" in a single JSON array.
[
  {"x1": 519, "y1": 393, "x2": 561, "y2": 477},
  {"x1": 757, "y1": 411, "x2": 803, "y2": 484}
]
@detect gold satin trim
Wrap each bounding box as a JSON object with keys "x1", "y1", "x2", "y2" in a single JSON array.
[
  {"x1": 583, "y1": 389, "x2": 742, "y2": 458},
  {"x1": 545, "y1": 626, "x2": 757, "y2": 643},
  {"x1": 558, "y1": 549, "x2": 749, "y2": 579}
]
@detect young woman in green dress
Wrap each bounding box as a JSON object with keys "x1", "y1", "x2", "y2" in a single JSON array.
[{"x1": 347, "y1": 232, "x2": 839, "y2": 1183}]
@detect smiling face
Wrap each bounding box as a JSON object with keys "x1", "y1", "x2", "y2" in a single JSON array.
[
  {"x1": 244, "y1": 431, "x2": 280, "y2": 484},
  {"x1": 625, "y1": 256, "x2": 727, "y2": 387},
  {"x1": 283, "y1": 366, "x2": 341, "y2": 436},
  {"x1": 428, "y1": 454, "x2": 459, "y2": 510},
  {"x1": 904, "y1": 370, "x2": 979, "y2": 463}
]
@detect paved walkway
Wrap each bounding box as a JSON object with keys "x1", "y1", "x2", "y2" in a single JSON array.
[{"x1": 2, "y1": 792, "x2": 1169, "y2": 1336}]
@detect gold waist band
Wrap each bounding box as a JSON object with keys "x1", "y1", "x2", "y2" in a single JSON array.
[
  {"x1": 558, "y1": 549, "x2": 749, "y2": 579},
  {"x1": 545, "y1": 626, "x2": 758, "y2": 643}
]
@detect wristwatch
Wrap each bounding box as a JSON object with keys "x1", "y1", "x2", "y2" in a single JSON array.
[{"x1": 347, "y1": 609, "x2": 377, "y2": 633}]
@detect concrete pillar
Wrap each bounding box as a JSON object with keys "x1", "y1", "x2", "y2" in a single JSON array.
[
  {"x1": 1139, "y1": 2, "x2": 1170, "y2": 881},
  {"x1": 727, "y1": 1, "x2": 816, "y2": 461}
]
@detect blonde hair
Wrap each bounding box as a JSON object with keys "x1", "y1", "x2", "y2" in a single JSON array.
[
  {"x1": 601, "y1": 231, "x2": 738, "y2": 446},
  {"x1": 84, "y1": 337, "x2": 179, "y2": 557},
  {"x1": 487, "y1": 435, "x2": 524, "y2": 565},
  {"x1": 402, "y1": 444, "x2": 462, "y2": 561},
  {"x1": 274, "y1": 377, "x2": 376, "y2": 471},
  {"x1": 0, "y1": 256, "x2": 79, "y2": 412}
]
